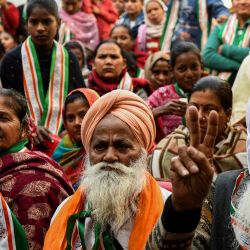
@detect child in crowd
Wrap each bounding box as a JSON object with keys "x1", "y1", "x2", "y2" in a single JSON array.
[
  {"x1": 144, "y1": 51, "x2": 172, "y2": 90},
  {"x1": 112, "y1": 0, "x2": 125, "y2": 16},
  {"x1": 0, "y1": 31, "x2": 17, "y2": 52},
  {"x1": 64, "y1": 40, "x2": 91, "y2": 81},
  {"x1": 147, "y1": 41, "x2": 204, "y2": 141},
  {"x1": 136, "y1": 0, "x2": 167, "y2": 55},
  {"x1": 82, "y1": 0, "x2": 118, "y2": 40},
  {"x1": 52, "y1": 88, "x2": 99, "y2": 190},
  {"x1": 60, "y1": 0, "x2": 99, "y2": 50},
  {"x1": 110, "y1": 24, "x2": 148, "y2": 68},
  {"x1": 117, "y1": 0, "x2": 144, "y2": 38}
]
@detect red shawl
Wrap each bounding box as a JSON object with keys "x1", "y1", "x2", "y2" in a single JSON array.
[
  {"x1": 88, "y1": 69, "x2": 153, "y2": 96},
  {"x1": 0, "y1": 150, "x2": 73, "y2": 249}
]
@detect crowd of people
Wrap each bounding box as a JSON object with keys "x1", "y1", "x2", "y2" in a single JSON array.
[{"x1": 0, "y1": 0, "x2": 250, "y2": 249}]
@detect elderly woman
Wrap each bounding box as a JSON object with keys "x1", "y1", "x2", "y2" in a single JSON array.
[
  {"x1": 150, "y1": 76, "x2": 247, "y2": 179},
  {"x1": 203, "y1": 0, "x2": 250, "y2": 85},
  {"x1": 88, "y1": 39, "x2": 152, "y2": 99},
  {"x1": 0, "y1": 88, "x2": 73, "y2": 249}
]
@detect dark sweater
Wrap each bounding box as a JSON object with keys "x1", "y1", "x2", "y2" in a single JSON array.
[{"x1": 0, "y1": 44, "x2": 85, "y2": 95}]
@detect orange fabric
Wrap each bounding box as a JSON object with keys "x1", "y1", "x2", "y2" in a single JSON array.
[
  {"x1": 43, "y1": 172, "x2": 164, "y2": 250},
  {"x1": 43, "y1": 187, "x2": 84, "y2": 250},
  {"x1": 81, "y1": 89, "x2": 156, "y2": 152}
]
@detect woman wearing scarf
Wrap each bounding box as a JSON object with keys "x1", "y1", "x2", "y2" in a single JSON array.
[
  {"x1": 59, "y1": 0, "x2": 99, "y2": 51},
  {"x1": 144, "y1": 51, "x2": 172, "y2": 90},
  {"x1": 0, "y1": 88, "x2": 73, "y2": 249},
  {"x1": 135, "y1": 0, "x2": 167, "y2": 55},
  {"x1": 52, "y1": 88, "x2": 100, "y2": 190},
  {"x1": 203, "y1": 0, "x2": 250, "y2": 85},
  {"x1": 88, "y1": 40, "x2": 153, "y2": 99}
]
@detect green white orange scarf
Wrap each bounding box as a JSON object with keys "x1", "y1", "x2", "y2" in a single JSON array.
[
  {"x1": 118, "y1": 72, "x2": 134, "y2": 91},
  {"x1": 216, "y1": 14, "x2": 250, "y2": 81},
  {"x1": 0, "y1": 193, "x2": 28, "y2": 250},
  {"x1": 161, "y1": 0, "x2": 208, "y2": 51},
  {"x1": 21, "y1": 36, "x2": 69, "y2": 135}
]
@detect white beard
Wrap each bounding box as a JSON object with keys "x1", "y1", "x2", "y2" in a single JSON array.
[
  {"x1": 232, "y1": 186, "x2": 250, "y2": 247},
  {"x1": 81, "y1": 150, "x2": 147, "y2": 233}
]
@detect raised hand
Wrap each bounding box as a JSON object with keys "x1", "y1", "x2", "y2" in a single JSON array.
[{"x1": 170, "y1": 106, "x2": 218, "y2": 211}]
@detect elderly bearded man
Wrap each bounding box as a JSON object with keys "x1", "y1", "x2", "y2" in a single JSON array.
[
  {"x1": 44, "y1": 89, "x2": 217, "y2": 249},
  {"x1": 43, "y1": 89, "x2": 171, "y2": 249}
]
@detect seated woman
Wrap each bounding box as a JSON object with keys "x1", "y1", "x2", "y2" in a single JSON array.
[
  {"x1": 135, "y1": 0, "x2": 167, "y2": 55},
  {"x1": 52, "y1": 88, "x2": 99, "y2": 190},
  {"x1": 110, "y1": 24, "x2": 148, "y2": 68},
  {"x1": 0, "y1": 88, "x2": 73, "y2": 249},
  {"x1": 144, "y1": 51, "x2": 172, "y2": 90},
  {"x1": 203, "y1": 0, "x2": 250, "y2": 85},
  {"x1": 149, "y1": 76, "x2": 247, "y2": 180},
  {"x1": 88, "y1": 39, "x2": 153, "y2": 99},
  {"x1": 59, "y1": 0, "x2": 99, "y2": 51},
  {"x1": 147, "y1": 41, "x2": 204, "y2": 141}
]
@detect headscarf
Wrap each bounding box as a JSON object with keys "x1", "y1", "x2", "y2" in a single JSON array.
[
  {"x1": 81, "y1": 89, "x2": 156, "y2": 152},
  {"x1": 53, "y1": 88, "x2": 100, "y2": 188},
  {"x1": 144, "y1": 0, "x2": 167, "y2": 38},
  {"x1": 144, "y1": 51, "x2": 170, "y2": 84}
]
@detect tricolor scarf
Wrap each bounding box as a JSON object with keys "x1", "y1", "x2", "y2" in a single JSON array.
[
  {"x1": 43, "y1": 172, "x2": 164, "y2": 249},
  {"x1": 21, "y1": 36, "x2": 69, "y2": 135},
  {"x1": 88, "y1": 70, "x2": 134, "y2": 96},
  {"x1": 215, "y1": 14, "x2": 250, "y2": 81},
  {"x1": 0, "y1": 193, "x2": 28, "y2": 250},
  {"x1": 230, "y1": 169, "x2": 250, "y2": 250},
  {"x1": 160, "y1": 0, "x2": 208, "y2": 51}
]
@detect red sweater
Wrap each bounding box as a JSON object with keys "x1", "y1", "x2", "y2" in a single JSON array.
[
  {"x1": 1, "y1": 2, "x2": 19, "y2": 36},
  {"x1": 82, "y1": 0, "x2": 118, "y2": 40}
]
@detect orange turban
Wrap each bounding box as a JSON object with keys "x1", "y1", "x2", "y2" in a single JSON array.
[{"x1": 81, "y1": 89, "x2": 156, "y2": 152}]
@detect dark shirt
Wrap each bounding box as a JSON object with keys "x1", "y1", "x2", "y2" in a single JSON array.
[{"x1": 0, "y1": 44, "x2": 85, "y2": 95}]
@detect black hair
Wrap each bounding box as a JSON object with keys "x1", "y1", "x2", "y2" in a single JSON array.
[
  {"x1": 27, "y1": 0, "x2": 59, "y2": 20},
  {"x1": 110, "y1": 24, "x2": 135, "y2": 40},
  {"x1": 93, "y1": 39, "x2": 125, "y2": 59},
  {"x1": 170, "y1": 41, "x2": 203, "y2": 68},
  {"x1": 189, "y1": 76, "x2": 232, "y2": 111},
  {"x1": 64, "y1": 41, "x2": 85, "y2": 66},
  {"x1": 123, "y1": 51, "x2": 139, "y2": 77},
  {"x1": 0, "y1": 88, "x2": 29, "y2": 127},
  {"x1": 64, "y1": 92, "x2": 89, "y2": 109}
]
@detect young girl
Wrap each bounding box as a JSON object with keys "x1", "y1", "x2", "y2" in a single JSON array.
[
  {"x1": 136, "y1": 0, "x2": 167, "y2": 54},
  {"x1": 52, "y1": 88, "x2": 99, "y2": 190},
  {"x1": 117, "y1": 0, "x2": 144, "y2": 38},
  {"x1": 0, "y1": 0, "x2": 84, "y2": 149},
  {"x1": 147, "y1": 41, "x2": 204, "y2": 141},
  {"x1": 144, "y1": 51, "x2": 172, "y2": 90},
  {"x1": 64, "y1": 40, "x2": 91, "y2": 81},
  {"x1": 59, "y1": 0, "x2": 99, "y2": 50}
]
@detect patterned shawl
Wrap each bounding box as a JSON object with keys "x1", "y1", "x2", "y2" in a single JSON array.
[
  {"x1": 150, "y1": 125, "x2": 247, "y2": 179},
  {"x1": 52, "y1": 88, "x2": 100, "y2": 188},
  {"x1": 0, "y1": 149, "x2": 73, "y2": 249}
]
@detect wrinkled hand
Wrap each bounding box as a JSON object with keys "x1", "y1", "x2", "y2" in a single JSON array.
[
  {"x1": 92, "y1": 6, "x2": 100, "y2": 14},
  {"x1": 153, "y1": 100, "x2": 187, "y2": 117},
  {"x1": 170, "y1": 106, "x2": 218, "y2": 211},
  {"x1": 32, "y1": 125, "x2": 53, "y2": 149}
]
